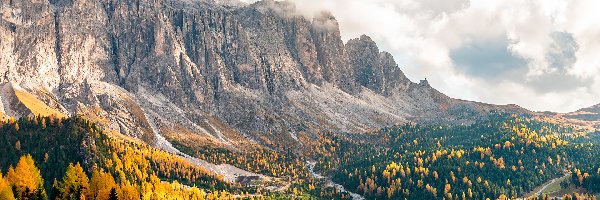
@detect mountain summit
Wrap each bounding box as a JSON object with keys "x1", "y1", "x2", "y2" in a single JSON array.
[{"x1": 0, "y1": 0, "x2": 525, "y2": 151}]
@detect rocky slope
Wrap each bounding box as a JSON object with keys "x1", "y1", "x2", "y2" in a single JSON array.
[{"x1": 0, "y1": 0, "x2": 528, "y2": 153}]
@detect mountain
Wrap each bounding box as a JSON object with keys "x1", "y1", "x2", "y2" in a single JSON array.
[
  {"x1": 0, "y1": 0, "x2": 527, "y2": 150},
  {"x1": 0, "y1": 0, "x2": 539, "y2": 187},
  {"x1": 2, "y1": 1, "x2": 600, "y2": 199},
  {"x1": 576, "y1": 103, "x2": 600, "y2": 116},
  {"x1": 563, "y1": 103, "x2": 600, "y2": 130}
]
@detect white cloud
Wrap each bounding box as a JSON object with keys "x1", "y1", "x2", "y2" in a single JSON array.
[{"x1": 245, "y1": 0, "x2": 600, "y2": 112}]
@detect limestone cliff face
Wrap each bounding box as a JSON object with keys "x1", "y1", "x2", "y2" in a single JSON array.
[
  {"x1": 0, "y1": 0, "x2": 527, "y2": 149},
  {"x1": 346, "y1": 35, "x2": 410, "y2": 95}
]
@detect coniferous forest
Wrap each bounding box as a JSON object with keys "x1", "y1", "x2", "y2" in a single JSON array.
[
  {"x1": 303, "y1": 113, "x2": 600, "y2": 200},
  {"x1": 0, "y1": 114, "x2": 599, "y2": 199}
]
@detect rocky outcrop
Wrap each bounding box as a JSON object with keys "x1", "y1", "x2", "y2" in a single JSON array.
[
  {"x1": 346, "y1": 35, "x2": 410, "y2": 95},
  {"x1": 0, "y1": 0, "x2": 529, "y2": 151}
]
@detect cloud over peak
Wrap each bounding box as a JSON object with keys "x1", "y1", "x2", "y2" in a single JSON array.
[{"x1": 242, "y1": 0, "x2": 600, "y2": 112}]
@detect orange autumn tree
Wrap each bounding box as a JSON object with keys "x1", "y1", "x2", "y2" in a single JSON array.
[{"x1": 6, "y1": 154, "x2": 45, "y2": 199}]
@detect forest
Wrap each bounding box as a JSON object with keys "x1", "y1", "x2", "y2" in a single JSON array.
[
  {"x1": 0, "y1": 116, "x2": 348, "y2": 199},
  {"x1": 0, "y1": 114, "x2": 599, "y2": 199},
  {"x1": 300, "y1": 113, "x2": 599, "y2": 199}
]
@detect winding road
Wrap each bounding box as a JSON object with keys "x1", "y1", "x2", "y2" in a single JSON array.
[{"x1": 534, "y1": 173, "x2": 570, "y2": 196}]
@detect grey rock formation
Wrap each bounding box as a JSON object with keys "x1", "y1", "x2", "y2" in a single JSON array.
[
  {"x1": 0, "y1": 0, "x2": 528, "y2": 151},
  {"x1": 346, "y1": 35, "x2": 410, "y2": 95}
]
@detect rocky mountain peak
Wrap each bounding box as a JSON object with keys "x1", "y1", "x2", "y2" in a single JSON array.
[
  {"x1": 0, "y1": 0, "x2": 528, "y2": 150},
  {"x1": 346, "y1": 35, "x2": 410, "y2": 95},
  {"x1": 419, "y1": 79, "x2": 430, "y2": 87}
]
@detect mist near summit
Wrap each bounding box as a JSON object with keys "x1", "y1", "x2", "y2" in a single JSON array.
[{"x1": 241, "y1": 0, "x2": 600, "y2": 112}]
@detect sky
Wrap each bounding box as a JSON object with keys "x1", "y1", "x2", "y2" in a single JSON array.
[{"x1": 240, "y1": 0, "x2": 600, "y2": 113}]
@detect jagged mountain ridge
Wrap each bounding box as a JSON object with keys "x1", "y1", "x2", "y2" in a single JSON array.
[{"x1": 0, "y1": 0, "x2": 527, "y2": 152}]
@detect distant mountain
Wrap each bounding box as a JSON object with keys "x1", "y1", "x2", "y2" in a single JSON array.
[
  {"x1": 578, "y1": 103, "x2": 600, "y2": 113},
  {"x1": 563, "y1": 103, "x2": 600, "y2": 129},
  {"x1": 540, "y1": 103, "x2": 600, "y2": 131},
  {"x1": 0, "y1": 0, "x2": 528, "y2": 168}
]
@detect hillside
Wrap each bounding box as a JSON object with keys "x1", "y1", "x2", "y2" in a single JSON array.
[
  {"x1": 303, "y1": 113, "x2": 600, "y2": 199},
  {"x1": 1, "y1": 114, "x2": 598, "y2": 199},
  {"x1": 542, "y1": 103, "x2": 600, "y2": 132},
  {"x1": 0, "y1": 116, "x2": 343, "y2": 199},
  {"x1": 567, "y1": 103, "x2": 600, "y2": 124},
  {"x1": 0, "y1": 83, "x2": 66, "y2": 119}
]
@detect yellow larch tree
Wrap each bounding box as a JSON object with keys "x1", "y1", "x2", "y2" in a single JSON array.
[
  {"x1": 6, "y1": 154, "x2": 45, "y2": 198},
  {"x1": 88, "y1": 168, "x2": 118, "y2": 200},
  {"x1": 58, "y1": 163, "x2": 90, "y2": 200},
  {"x1": 0, "y1": 171, "x2": 15, "y2": 200}
]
